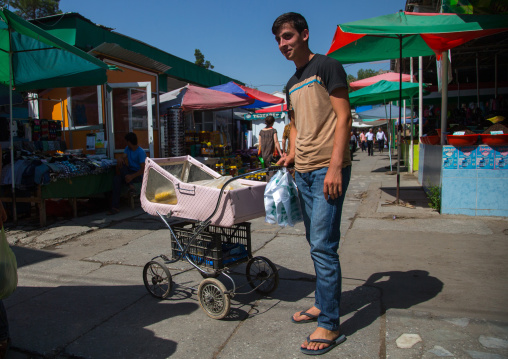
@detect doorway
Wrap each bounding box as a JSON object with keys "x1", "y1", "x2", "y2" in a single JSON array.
[{"x1": 106, "y1": 82, "x2": 154, "y2": 158}]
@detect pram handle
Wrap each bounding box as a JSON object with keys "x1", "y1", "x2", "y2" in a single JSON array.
[{"x1": 201, "y1": 166, "x2": 285, "y2": 226}]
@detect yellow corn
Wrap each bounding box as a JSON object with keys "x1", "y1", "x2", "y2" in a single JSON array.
[{"x1": 154, "y1": 191, "x2": 175, "y2": 202}]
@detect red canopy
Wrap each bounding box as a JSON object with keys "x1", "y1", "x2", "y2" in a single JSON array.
[
  {"x1": 160, "y1": 84, "x2": 254, "y2": 111},
  {"x1": 350, "y1": 72, "x2": 415, "y2": 90},
  {"x1": 255, "y1": 103, "x2": 287, "y2": 113}
]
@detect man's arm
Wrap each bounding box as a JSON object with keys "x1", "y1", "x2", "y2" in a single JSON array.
[
  {"x1": 324, "y1": 87, "x2": 352, "y2": 200},
  {"x1": 273, "y1": 131, "x2": 282, "y2": 157},
  {"x1": 125, "y1": 162, "x2": 145, "y2": 184},
  {"x1": 277, "y1": 110, "x2": 297, "y2": 166}
]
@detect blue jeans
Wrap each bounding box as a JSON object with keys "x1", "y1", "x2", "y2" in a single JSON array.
[
  {"x1": 111, "y1": 165, "x2": 142, "y2": 209},
  {"x1": 0, "y1": 300, "x2": 8, "y2": 341},
  {"x1": 295, "y1": 165, "x2": 351, "y2": 332}
]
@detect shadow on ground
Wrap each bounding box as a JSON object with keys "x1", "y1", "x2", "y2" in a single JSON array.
[{"x1": 340, "y1": 269, "x2": 444, "y2": 336}]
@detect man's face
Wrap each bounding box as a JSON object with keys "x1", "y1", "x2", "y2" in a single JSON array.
[{"x1": 275, "y1": 22, "x2": 308, "y2": 61}]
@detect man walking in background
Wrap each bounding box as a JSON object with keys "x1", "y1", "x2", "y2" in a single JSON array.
[
  {"x1": 366, "y1": 128, "x2": 375, "y2": 156},
  {"x1": 359, "y1": 130, "x2": 366, "y2": 152},
  {"x1": 376, "y1": 127, "x2": 387, "y2": 154},
  {"x1": 273, "y1": 12, "x2": 351, "y2": 355}
]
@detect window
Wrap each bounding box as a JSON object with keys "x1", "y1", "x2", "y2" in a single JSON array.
[{"x1": 70, "y1": 86, "x2": 99, "y2": 126}]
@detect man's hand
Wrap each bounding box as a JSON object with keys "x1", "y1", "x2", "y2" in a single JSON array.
[
  {"x1": 124, "y1": 174, "x2": 134, "y2": 184},
  {"x1": 276, "y1": 152, "x2": 294, "y2": 167},
  {"x1": 323, "y1": 165, "x2": 342, "y2": 200}
]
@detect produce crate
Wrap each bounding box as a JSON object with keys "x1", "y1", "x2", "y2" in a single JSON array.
[{"x1": 171, "y1": 222, "x2": 251, "y2": 270}]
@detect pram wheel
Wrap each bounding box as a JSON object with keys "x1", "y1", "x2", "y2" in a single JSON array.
[
  {"x1": 198, "y1": 278, "x2": 230, "y2": 320},
  {"x1": 143, "y1": 261, "x2": 172, "y2": 299},
  {"x1": 246, "y1": 256, "x2": 279, "y2": 294}
]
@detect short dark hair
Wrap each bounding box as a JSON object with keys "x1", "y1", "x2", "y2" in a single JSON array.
[
  {"x1": 272, "y1": 12, "x2": 308, "y2": 36},
  {"x1": 125, "y1": 132, "x2": 138, "y2": 145},
  {"x1": 265, "y1": 115, "x2": 275, "y2": 127}
]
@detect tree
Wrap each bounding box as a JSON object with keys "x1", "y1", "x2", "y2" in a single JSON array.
[
  {"x1": 357, "y1": 68, "x2": 378, "y2": 80},
  {"x1": 9, "y1": 0, "x2": 61, "y2": 20},
  {"x1": 194, "y1": 49, "x2": 214, "y2": 70}
]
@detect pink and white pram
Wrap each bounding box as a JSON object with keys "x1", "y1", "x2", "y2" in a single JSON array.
[{"x1": 141, "y1": 156, "x2": 267, "y2": 227}]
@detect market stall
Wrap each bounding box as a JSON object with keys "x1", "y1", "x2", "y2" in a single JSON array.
[
  {"x1": 419, "y1": 121, "x2": 508, "y2": 216},
  {"x1": 156, "y1": 85, "x2": 269, "y2": 180},
  {"x1": 0, "y1": 8, "x2": 117, "y2": 224}
]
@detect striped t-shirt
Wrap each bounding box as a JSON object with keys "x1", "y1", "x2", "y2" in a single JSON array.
[{"x1": 286, "y1": 54, "x2": 351, "y2": 173}]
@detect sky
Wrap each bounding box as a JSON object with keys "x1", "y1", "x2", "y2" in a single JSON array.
[{"x1": 58, "y1": 0, "x2": 407, "y2": 94}]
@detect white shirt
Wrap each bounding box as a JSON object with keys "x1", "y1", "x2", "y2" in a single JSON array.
[
  {"x1": 376, "y1": 131, "x2": 387, "y2": 141},
  {"x1": 366, "y1": 132, "x2": 375, "y2": 141}
]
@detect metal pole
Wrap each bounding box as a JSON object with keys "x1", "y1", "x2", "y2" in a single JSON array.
[
  {"x1": 419, "y1": 56, "x2": 423, "y2": 142},
  {"x1": 397, "y1": 35, "x2": 402, "y2": 204},
  {"x1": 410, "y1": 57, "x2": 414, "y2": 174},
  {"x1": 441, "y1": 51, "x2": 449, "y2": 146},
  {"x1": 8, "y1": 27, "x2": 17, "y2": 224}
]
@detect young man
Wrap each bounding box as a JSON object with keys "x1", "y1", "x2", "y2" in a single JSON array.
[
  {"x1": 273, "y1": 12, "x2": 352, "y2": 355},
  {"x1": 376, "y1": 127, "x2": 387, "y2": 154},
  {"x1": 110, "y1": 132, "x2": 146, "y2": 214}
]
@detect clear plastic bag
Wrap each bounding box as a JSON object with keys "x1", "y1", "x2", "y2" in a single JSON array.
[
  {"x1": 264, "y1": 168, "x2": 303, "y2": 227},
  {"x1": 0, "y1": 226, "x2": 17, "y2": 299}
]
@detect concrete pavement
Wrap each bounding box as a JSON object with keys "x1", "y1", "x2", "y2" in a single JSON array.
[{"x1": 2, "y1": 149, "x2": 508, "y2": 359}]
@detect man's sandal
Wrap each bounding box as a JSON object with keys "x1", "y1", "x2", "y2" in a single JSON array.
[
  {"x1": 291, "y1": 311, "x2": 318, "y2": 324},
  {"x1": 300, "y1": 334, "x2": 347, "y2": 355}
]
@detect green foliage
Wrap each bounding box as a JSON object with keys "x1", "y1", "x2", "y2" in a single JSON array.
[
  {"x1": 194, "y1": 49, "x2": 214, "y2": 70},
  {"x1": 426, "y1": 184, "x2": 441, "y2": 213},
  {"x1": 357, "y1": 68, "x2": 378, "y2": 80},
  {"x1": 347, "y1": 74, "x2": 357, "y2": 92},
  {"x1": 347, "y1": 69, "x2": 378, "y2": 92},
  {"x1": 9, "y1": 0, "x2": 61, "y2": 20}
]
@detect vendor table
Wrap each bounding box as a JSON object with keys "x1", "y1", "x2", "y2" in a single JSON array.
[{"x1": 1, "y1": 169, "x2": 114, "y2": 226}]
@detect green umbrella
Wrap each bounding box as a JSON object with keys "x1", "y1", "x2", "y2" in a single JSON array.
[
  {"x1": 328, "y1": 11, "x2": 508, "y2": 203},
  {"x1": 349, "y1": 80, "x2": 428, "y2": 106},
  {"x1": 0, "y1": 8, "x2": 117, "y2": 223},
  {"x1": 327, "y1": 11, "x2": 508, "y2": 64}
]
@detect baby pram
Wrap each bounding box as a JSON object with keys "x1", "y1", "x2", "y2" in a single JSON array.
[{"x1": 140, "y1": 156, "x2": 280, "y2": 319}]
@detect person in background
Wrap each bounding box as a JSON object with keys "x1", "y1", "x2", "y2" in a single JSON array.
[
  {"x1": 282, "y1": 122, "x2": 291, "y2": 154},
  {"x1": 258, "y1": 115, "x2": 282, "y2": 166},
  {"x1": 273, "y1": 12, "x2": 351, "y2": 355},
  {"x1": 109, "y1": 132, "x2": 146, "y2": 214},
  {"x1": 359, "y1": 130, "x2": 366, "y2": 152},
  {"x1": 376, "y1": 127, "x2": 387, "y2": 154},
  {"x1": 365, "y1": 128, "x2": 375, "y2": 156},
  {"x1": 0, "y1": 144, "x2": 10, "y2": 359},
  {"x1": 350, "y1": 131, "x2": 358, "y2": 154}
]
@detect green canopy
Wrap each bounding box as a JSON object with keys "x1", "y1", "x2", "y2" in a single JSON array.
[
  {"x1": 0, "y1": 8, "x2": 116, "y2": 91},
  {"x1": 349, "y1": 80, "x2": 428, "y2": 106}
]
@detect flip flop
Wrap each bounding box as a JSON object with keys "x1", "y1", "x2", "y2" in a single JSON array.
[
  {"x1": 301, "y1": 334, "x2": 347, "y2": 355},
  {"x1": 291, "y1": 311, "x2": 318, "y2": 324}
]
